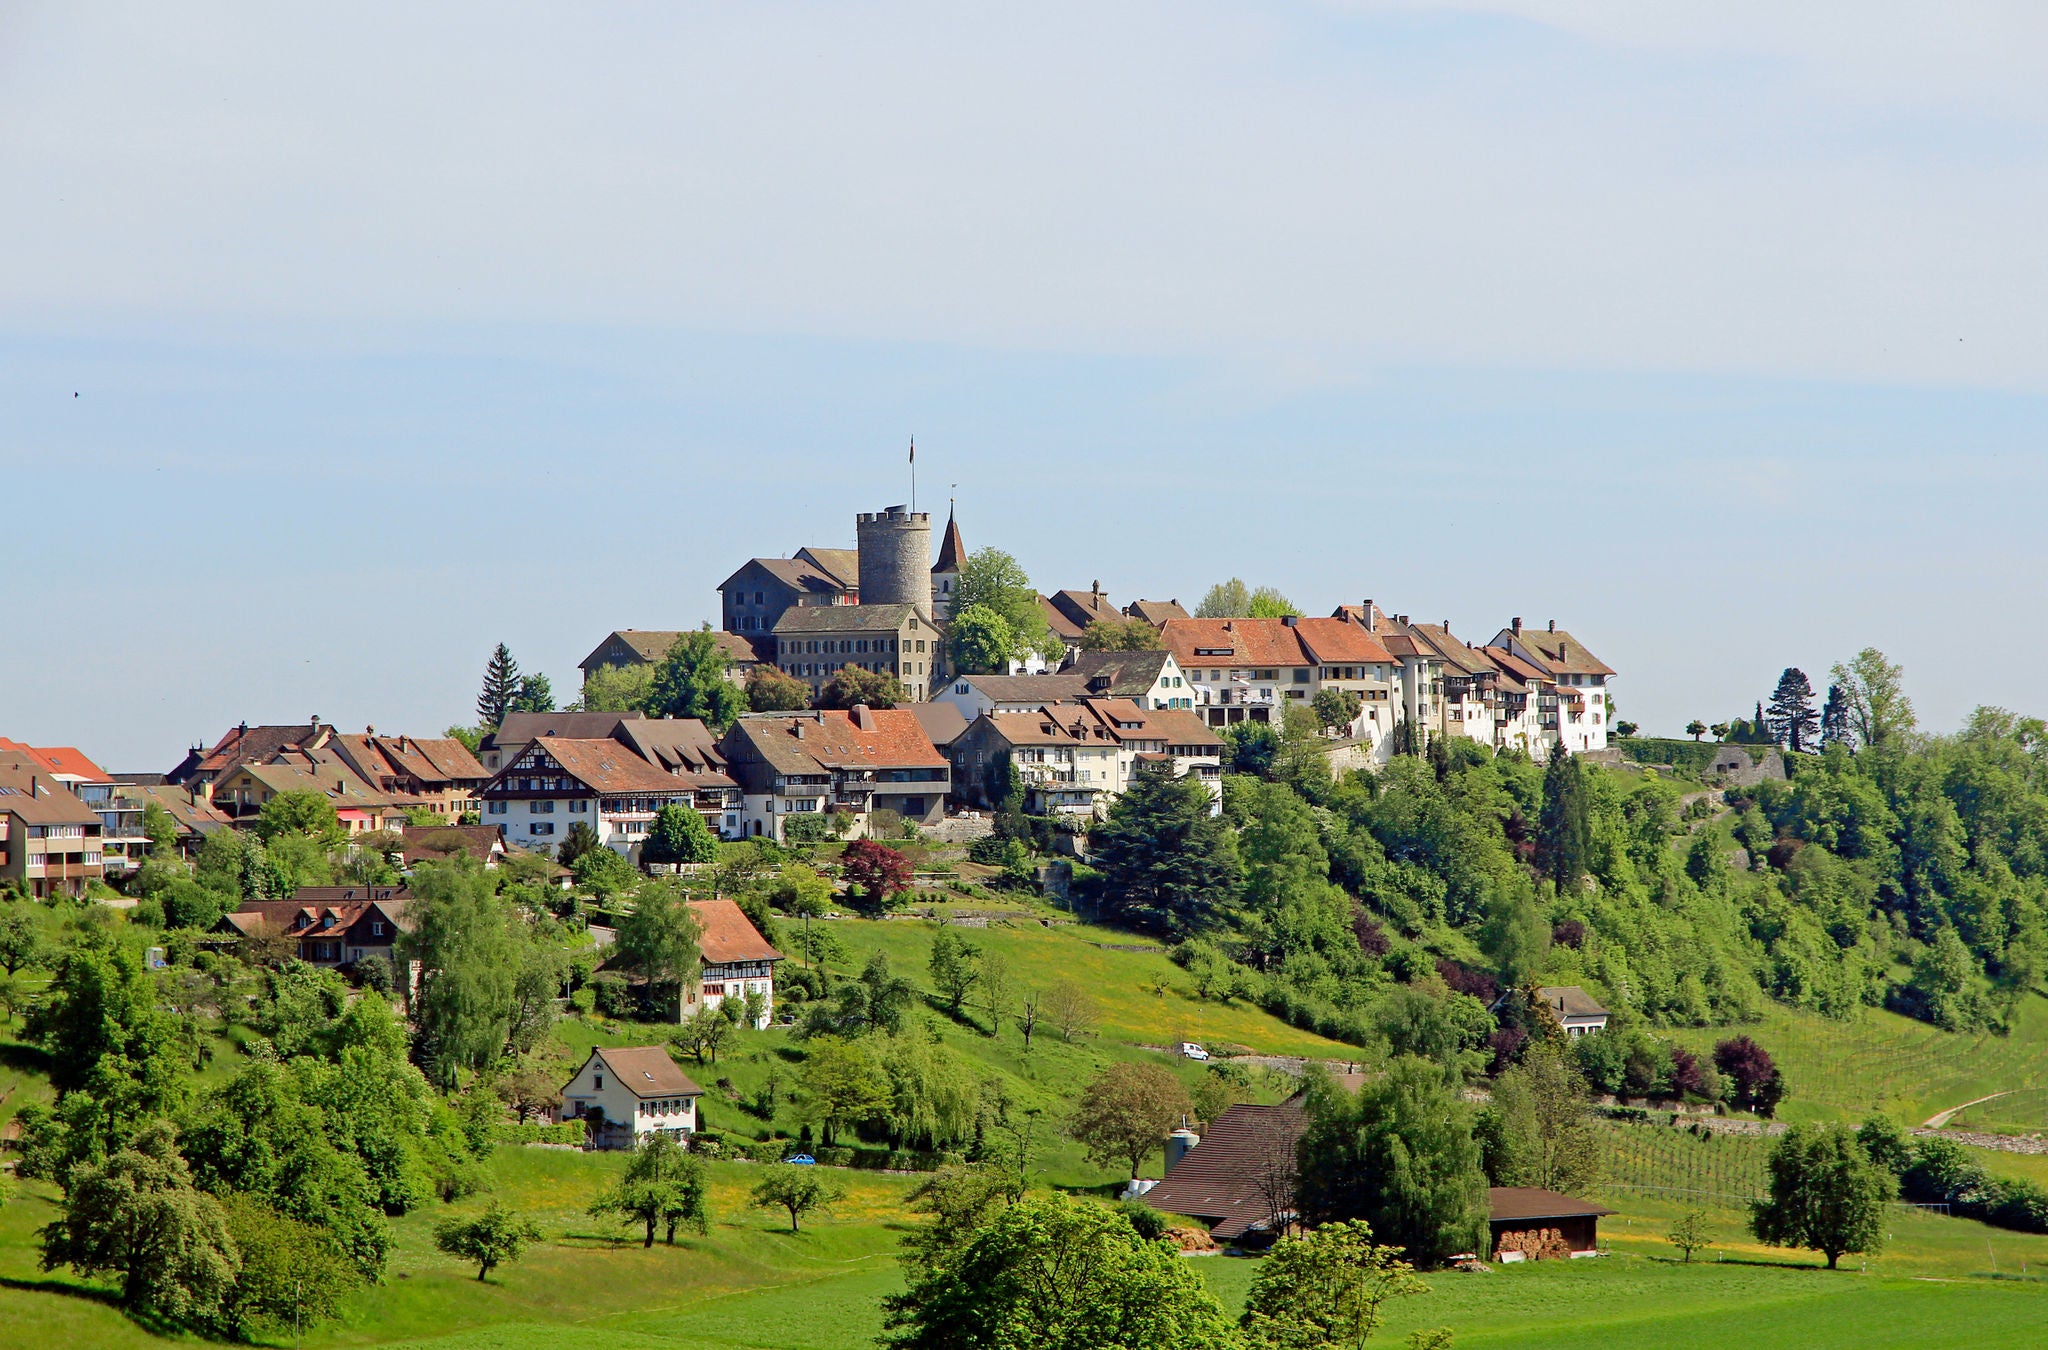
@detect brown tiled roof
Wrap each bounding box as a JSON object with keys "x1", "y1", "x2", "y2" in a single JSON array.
[
  {"x1": 591, "y1": 1046, "x2": 703, "y2": 1100},
  {"x1": 976, "y1": 711, "x2": 1089, "y2": 748},
  {"x1": 1292, "y1": 618, "x2": 1395, "y2": 666},
  {"x1": 1408, "y1": 624, "x2": 1495, "y2": 679},
  {"x1": 582, "y1": 630, "x2": 763, "y2": 669},
  {"x1": 1144, "y1": 709, "x2": 1225, "y2": 749},
  {"x1": 1143, "y1": 1099, "x2": 1308, "y2": 1240},
  {"x1": 689, "y1": 898, "x2": 784, "y2": 965},
  {"x1": 218, "y1": 890, "x2": 412, "y2": 938},
  {"x1": 1038, "y1": 595, "x2": 1088, "y2": 642},
  {"x1": 1125, "y1": 599, "x2": 1190, "y2": 625},
  {"x1": 331, "y1": 734, "x2": 487, "y2": 788},
  {"x1": 1048, "y1": 588, "x2": 1119, "y2": 634},
  {"x1": 486, "y1": 710, "x2": 645, "y2": 752},
  {"x1": 1479, "y1": 646, "x2": 1550, "y2": 690},
  {"x1": 1509, "y1": 627, "x2": 1615, "y2": 678},
  {"x1": 908, "y1": 702, "x2": 970, "y2": 750},
  {"x1": 1160, "y1": 618, "x2": 1312, "y2": 669},
  {"x1": 721, "y1": 556, "x2": 853, "y2": 598},
  {"x1": 1537, "y1": 985, "x2": 1609, "y2": 1020},
  {"x1": 954, "y1": 673, "x2": 1094, "y2": 706},
  {"x1": 1487, "y1": 1187, "x2": 1613, "y2": 1223},
  {"x1": 191, "y1": 723, "x2": 334, "y2": 778},
  {"x1": 932, "y1": 511, "x2": 966, "y2": 574},
  {"x1": 126, "y1": 784, "x2": 235, "y2": 836},
  {"x1": 729, "y1": 709, "x2": 947, "y2": 774},
  {"x1": 398, "y1": 825, "x2": 506, "y2": 867},
  {"x1": 527, "y1": 738, "x2": 699, "y2": 795},
  {"x1": 0, "y1": 769, "x2": 102, "y2": 827},
  {"x1": 224, "y1": 756, "x2": 403, "y2": 810}
]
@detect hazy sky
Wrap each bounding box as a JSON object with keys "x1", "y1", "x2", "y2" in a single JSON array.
[{"x1": 5, "y1": 3, "x2": 2047, "y2": 766}]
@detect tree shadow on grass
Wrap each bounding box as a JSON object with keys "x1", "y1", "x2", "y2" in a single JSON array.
[
  {"x1": 0, "y1": 1041, "x2": 54, "y2": 1075},
  {"x1": 0, "y1": 1274, "x2": 188, "y2": 1336}
]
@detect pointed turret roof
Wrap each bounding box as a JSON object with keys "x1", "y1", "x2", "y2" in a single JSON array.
[{"x1": 933, "y1": 505, "x2": 966, "y2": 574}]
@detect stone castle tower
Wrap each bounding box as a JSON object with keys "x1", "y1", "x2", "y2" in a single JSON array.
[{"x1": 855, "y1": 505, "x2": 932, "y2": 613}]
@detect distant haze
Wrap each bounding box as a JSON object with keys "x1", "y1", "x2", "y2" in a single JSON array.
[{"x1": 4, "y1": 3, "x2": 2045, "y2": 766}]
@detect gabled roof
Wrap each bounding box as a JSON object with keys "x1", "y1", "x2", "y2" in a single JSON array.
[
  {"x1": 222, "y1": 756, "x2": 400, "y2": 811},
  {"x1": 588, "y1": 1046, "x2": 703, "y2": 1100},
  {"x1": 720, "y1": 556, "x2": 854, "y2": 598},
  {"x1": 397, "y1": 825, "x2": 507, "y2": 868},
  {"x1": 908, "y1": 702, "x2": 970, "y2": 750},
  {"x1": 1142, "y1": 1099, "x2": 1309, "y2": 1240},
  {"x1": 689, "y1": 898, "x2": 784, "y2": 965},
  {"x1": 974, "y1": 711, "x2": 1091, "y2": 749},
  {"x1": 125, "y1": 784, "x2": 235, "y2": 836},
  {"x1": 218, "y1": 891, "x2": 412, "y2": 938},
  {"x1": 580, "y1": 630, "x2": 763, "y2": 671},
  {"x1": 1142, "y1": 708, "x2": 1226, "y2": 750},
  {"x1": 1124, "y1": 599, "x2": 1190, "y2": 625},
  {"x1": 330, "y1": 734, "x2": 486, "y2": 788},
  {"x1": 1537, "y1": 985, "x2": 1609, "y2": 1020},
  {"x1": 772, "y1": 603, "x2": 925, "y2": 635},
  {"x1": 0, "y1": 741, "x2": 110, "y2": 783},
  {"x1": 1488, "y1": 1187, "x2": 1613, "y2": 1223},
  {"x1": 1291, "y1": 618, "x2": 1394, "y2": 666},
  {"x1": 1506, "y1": 626, "x2": 1615, "y2": 678},
  {"x1": 726, "y1": 709, "x2": 947, "y2": 775},
  {"x1": 486, "y1": 710, "x2": 645, "y2": 752},
  {"x1": 1160, "y1": 618, "x2": 1313, "y2": 669},
  {"x1": 522, "y1": 738, "x2": 698, "y2": 795},
  {"x1": 1407, "y1": 624, "x2": 1495, "y2": 679},
  {"x1": 1064, "y1": 650, "x2": 1175, "y2": 696},
  {"x1": 186, "y1": 723, "x2": 334, "y2": 780},
  {"x1": 0, "y1": 768, "x2": 102, "y2": 827},
  {"x1": 932, "y1": 510, "x2": 966, "y2": 574},
  {"x1": 1047, "y1": 588, "x2": 1119, "y2": 635},
  {"x1": 795, "y1": 547, "x2": 861, "y2": 590},
  {"x1": 1479, "y1": 645, "x2": 1551, "y2": 691},
  {"x1": 951, "y1": 673, "x2": 1093, "y2": 706},
  {"x1": 611, "y1": 719, "x2": 738, "y2": 789}
]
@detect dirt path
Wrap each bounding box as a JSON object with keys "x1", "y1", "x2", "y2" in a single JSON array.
[{"x1": 1923, "y1": 1090, "x2": 2015, "y2": 1129}]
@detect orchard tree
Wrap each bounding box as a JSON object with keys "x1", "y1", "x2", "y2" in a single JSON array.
[
  {"x1": 1667, "y1": 1209, "x2": 1711, "y2": 1263},
  {"x1": 841, "y1": 839, "x2": 913, "y2": 916},
  {"x1": 927, "y1": 928, "x2": 980, "y2": 1017},
  {"x1": 1069, "y1": 1062, "x2": 1191, "y2": 1178},
  {"x1": 477, "y1": 644, "x2": 522, "y2": 727},
  {"x1": 751, "y1": 1163, "x2": 846, "y2": 1233},
  {"x1": 1766, "y1": 668, "x2": 1819, "y2": 752},
  {"x1": 1750, "y1": 1124, "x2": 1894, "y2": 1269},
  {"x1": 590, "y1": 1133, "x2": 709, "y2": 1246},
  {"x1": 434, "y1": 1203, "x2": 542, "y2": 1280}
]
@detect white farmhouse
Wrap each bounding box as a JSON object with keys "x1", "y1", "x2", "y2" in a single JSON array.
[
  {"x1": 685, "y1": 898, "x2": 784, "y2": 1029},
  {"x1": 557, "y1": 1045, "x2": 704, "y2": 1148}
]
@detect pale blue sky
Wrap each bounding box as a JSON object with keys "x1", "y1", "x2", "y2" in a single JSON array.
[{"x1": 4, "y1": 3, "x2": 2047, "y2": 765}]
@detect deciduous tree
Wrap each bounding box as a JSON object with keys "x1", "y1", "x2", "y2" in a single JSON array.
[
  {"x1": 751, "y1": 1163, "x2": 845, "y2": 1233},
  {"x1": 949, "y1": 605, "x2": 1020, "y2": 676},
  {"x1": 746, "y1": 664, "x2": 813, "y2": 712},
  {"x1": 434, "y1": 1202, "x2": 542, "y2": 1280},
  {"x1": 1750, "y1": 1124, "x2": 1894, "y2": 1269},
  {"x1": 1238, "y1": 1219, "x2": 1428, "y2": 1348},
  {"x1": 951, "y1": 548, "x2": 1058, "y2": 666},
  {"x1": 818, "y1": 665, "x2": 908, "y2": 709},
  {"x1": 615, "y1": 882, "x2": 704, "y2": 1021},
  {"x1": 1666, "y1": 1209, "x2": 1710, "y2": 1263},
  {"x1": 841, "y1": 839, "x2": 913, "y2": 916},
  {"x1": 578, "y1": 662, "x2": 655, "y2": 713},
  {"x1": 1069, "y1": 1062, "x2": 1191, "y2": 1178},
  {"x1": 642, "y1": 804, "x2": 717, "y2": 867},
  {"x1": 1079, "y1": 617, "x2": 1163, "y2": 652},
  {"x1": 1830, "y1": 648, "x2": 1915, "y2": 751},
  {"x1": 648, "y1": 626, "x2": 746, "y2": 728},
  {"x1": 1476, "y1": 1044, "x2": 1600, "y2": 1196},
  {"x1": 927, "y1": 928, "x2": 980, "y2": 1017}
]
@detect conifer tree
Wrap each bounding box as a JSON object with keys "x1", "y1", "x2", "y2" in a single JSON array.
[
  {"x1": 1820, "y1": 683, "x2": 1851, "y2": 749},
  {"x1": 477, "y1": 644, "x2": 521, "y2": 727},
  {"x1": 1537, "y1": 748, "x2": 1589, "y2": 892},
  {"x1": 1766, "y1": 668, "x2": 1819, "y2": 753}
]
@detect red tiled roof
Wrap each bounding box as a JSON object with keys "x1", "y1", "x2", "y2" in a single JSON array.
[
  {"x1": 591, "y1": 1046, "x2": 703, "y2": 1100},
  {"x1": 1291, "y1": 618, "x2": 1394, "y2": 665},
  {"x1": 689, "y1": 898, "x2": 784, "y2": 965},
  {"x1": 1160, "y1": 618, "x2": 1312, "y2": 669},
  {"x1": 0, "y1": 742, "x2": 111, "y2": 782},
  {"x1": 527, "y1": 738, "x2": 698, "y2": 794}
]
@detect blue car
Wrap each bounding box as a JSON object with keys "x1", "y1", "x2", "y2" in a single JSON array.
[{"x1": 784, "y1": 1153, "x2": 817, "y2": 1165}]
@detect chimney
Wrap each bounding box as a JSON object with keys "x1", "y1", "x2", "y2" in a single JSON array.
[
  {"x1": 1397, "y1": 615, "x2": 1409, "y2": 627},
  {"x1": 1512, "y1": 617, "x2": 1523, "y2": 635},
  {"x1": 853, "y1": 704, "x2": 878, "y2": 733},
  {"x1": 1441, "y1": 619, "x2": 1448, "y2": 632},
  {"x1": 1548, "y1": 619, "x2": 1556, "y2": 633},
  {"x1": 1091, "y1": 580, "x2": 1100, "y2": 598},
  {"x1": 1360, "y1": 600, "x2": 1375, "y2": 633},
  {"x1": 311, "y1": 714, "x2": 320, "y2": 727},
  {"x1": 1282, "y1": 614, "x2": 1298, "y2": 627},
  {"x1": 365, "y1": 725, "x2": 375, "y2": 737}
]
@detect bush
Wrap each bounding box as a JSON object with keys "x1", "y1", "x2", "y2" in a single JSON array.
[
  {"x1": 500, "y1": 1122, "x2": 586, "y2": 1145},
  {"x1": 590, "y1": 971, "x2": 634, "y2": 1019}
]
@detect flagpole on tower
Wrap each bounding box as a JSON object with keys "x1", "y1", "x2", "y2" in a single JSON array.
[{"x1": 909, "y1": 436, "x2": 916, "y2": 514}]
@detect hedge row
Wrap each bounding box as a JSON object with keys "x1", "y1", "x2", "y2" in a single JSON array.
[{"x1": 1617, "y1": 737, "x2": 1722, "y2": 774}]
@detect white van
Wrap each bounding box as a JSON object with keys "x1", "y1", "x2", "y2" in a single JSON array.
[{"x1": 1180, "y1": 1042, "x2": 1210, "y2": 1061}]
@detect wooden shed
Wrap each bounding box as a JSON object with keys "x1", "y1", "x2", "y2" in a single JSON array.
[{"x1": 1486, "y1": 1187, "x2": 1613, "y2": 1260}]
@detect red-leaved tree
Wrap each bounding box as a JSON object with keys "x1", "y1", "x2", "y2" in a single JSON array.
[
  {"x1": 1713, "y1": 1036, "x2": 1785, "y2": 1117},
  {"x1": 840, "y1": 839, "x2": 913, "y2": 917}
]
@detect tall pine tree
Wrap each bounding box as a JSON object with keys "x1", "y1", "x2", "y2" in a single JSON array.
[
  {"x1": 477, "y1": 644, "x2": 521, "y2": 728},
  {"x1": 1766, "y1": 668, "x2": 1819, "y2": 753}
]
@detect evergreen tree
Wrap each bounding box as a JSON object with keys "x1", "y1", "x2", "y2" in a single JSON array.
[
  {"x1": 1089, "y1": 770, "x2": 1240, "y2": 935},
  {"x1": 477, "y1": 644, "x2": 521, "y2": 727},
  {"x1": 1536, "y1": 748, "x2": 1589, "y2": 892},
  {"x1": 511, "y1": 672, "x2": 554, "y2": 714},
  {"x1": 1820, "y1": 683, "x2": 1851, "y2": 749},
  {"x1": 1766, "y1": 668, "x2": 1820, "y2": 752}
]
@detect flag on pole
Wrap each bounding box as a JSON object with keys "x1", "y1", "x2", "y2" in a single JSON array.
[{"x1": 909, "y1": 436, "x2": 915, "y2": 463}]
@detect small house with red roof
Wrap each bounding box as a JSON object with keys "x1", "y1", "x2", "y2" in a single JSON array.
[
  {"x1": 686, "y1": 898, "x2": 785, "y2": 1028},
  {"x1": 215, "y1": 886, "x2": 413, "y2": 968}
]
